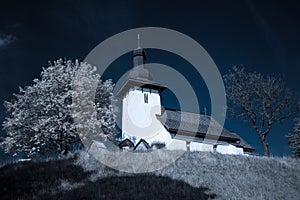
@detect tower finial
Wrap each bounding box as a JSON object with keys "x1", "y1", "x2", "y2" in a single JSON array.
[{"x1": 137, "y1": 34, "x2": 141, "y2": 48}]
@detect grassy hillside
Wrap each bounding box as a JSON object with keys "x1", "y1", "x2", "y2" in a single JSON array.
[
  {"x1": 0, "y1": 154, "x2": 215, "y2": 200},
  {"x1": 155, "y1": 152, "x2": 300, "y2": 200},
  {"x1": 0, "y1": 151, "x2": 299, "y2": 200}
]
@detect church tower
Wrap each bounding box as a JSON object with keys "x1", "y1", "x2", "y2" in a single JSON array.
[{"x1": 116, "y1": 35, "x2": 168, "y2": 144}]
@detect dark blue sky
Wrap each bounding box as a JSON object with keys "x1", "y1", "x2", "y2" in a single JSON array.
[{"x1": 0, "y1": 0, "x2": 299, "y2": 161}]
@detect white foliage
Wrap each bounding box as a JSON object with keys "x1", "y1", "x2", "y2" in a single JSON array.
[{"x1": 1, "y1": 59, "x2": 116, "y2": 157}]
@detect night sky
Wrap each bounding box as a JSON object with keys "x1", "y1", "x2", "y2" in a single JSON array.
[{"x1": 1, "y1": 0, "x2": 300, "y2": 162}]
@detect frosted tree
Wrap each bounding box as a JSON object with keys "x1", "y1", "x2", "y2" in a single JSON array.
[
  {"x1": 1, "y1": 59, "x2": 116, "y2": 158},
  {"x1": 286, "y1": 118, "x2": 300, "y2": 158},
  {"x1": 95, "y1": 79, "x2": 116, "y2": 140},
  {"x1": 72, "y1": 64, "x2": 116, "y2": 148},
  {"x1": 224, "y1": 67, "x2": 299, "y2": 156}
]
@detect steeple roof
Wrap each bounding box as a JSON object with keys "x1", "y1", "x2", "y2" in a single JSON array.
[
  {"x1": 115, "y1": 35, "x2": 166, "y2": 97},
  {"x1": 129, "y1": 35, "x2": 153, "y2": 81},
  {"x1": 128, "y1": 65, "x2": 153, "y2": 81}
]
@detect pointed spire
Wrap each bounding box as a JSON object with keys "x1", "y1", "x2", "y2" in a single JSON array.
[
  {"x1": 137, "y1": 34, "x2": 141, "y2": 48},
  {"x1": 132, "y1": 33, "x2": 146, "y2": 67},
  {"x1": 130, "y1": 34, "x2": 152, "y2": 80}
]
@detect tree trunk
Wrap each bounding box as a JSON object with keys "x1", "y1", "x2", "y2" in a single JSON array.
[
  {"x1": 257, "y1": 132, "x2": 270, "y2": 157},
  {"x1": 262, "y1": 139, "x2": 270, "y2": 157}
]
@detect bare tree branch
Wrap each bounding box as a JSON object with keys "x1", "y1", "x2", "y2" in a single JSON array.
[{"x1": 224, "y1": 66, "x2": 299, "y2": 156}]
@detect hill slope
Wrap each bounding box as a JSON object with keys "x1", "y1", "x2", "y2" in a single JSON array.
[
  {"x1": 0, "y1": 155, "x2": 215, "y2": 200},
  {"x1": 1, "y1": 151, "x2": 299, "y2": 200},
  {"x1": 77, "y1": 151, "x2": 300, "y2": 200},
  {"x1": 154, "y1": 152, "x2": 300, "y2": 200}
]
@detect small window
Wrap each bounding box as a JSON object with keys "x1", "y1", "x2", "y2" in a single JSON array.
[
  {"x1": 186, "y1": 142, "x2": 191, "y2": 151},
  {"x1": 144, "y1": 93, "x2": 148, "y2": 103}
]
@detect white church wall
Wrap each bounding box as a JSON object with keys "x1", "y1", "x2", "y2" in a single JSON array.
[
  {"x1": 122, "y1": 87, "x2": 172, "y2": 145},
  {"x1": 166, "y1": 139, "x2": 187, "y2": 151},
  {"x1": 146, "y1": 127, "x2": 172, "y2": 145},
  {"x1": 216, "y1": 144, "x2": 244, "y2": 155},
  {"x1": 190, "y1": 142, "x2": 214, "y2": 152}
]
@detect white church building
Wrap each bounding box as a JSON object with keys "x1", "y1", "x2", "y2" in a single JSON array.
[{"x1": 115, "y1": 43, "x2": 254, "y2": 155}]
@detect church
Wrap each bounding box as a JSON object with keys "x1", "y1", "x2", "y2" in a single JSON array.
[{"x1": 115, "y1": 40, "x2": 254, "y2": 155}]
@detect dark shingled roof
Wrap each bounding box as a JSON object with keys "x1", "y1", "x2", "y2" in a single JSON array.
[
  {"x1": 118, "y1": 138, "x2": 134, "y2": 149},
  {"x1": 134, "y1": 139, "x2": 151, "y2": 151},
  {"x1": 128, "y1": 65, "x2": 153, "y2": 81},
  {"x1": 157, "y1": 109, "x2": 254, "y2": 151}
]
